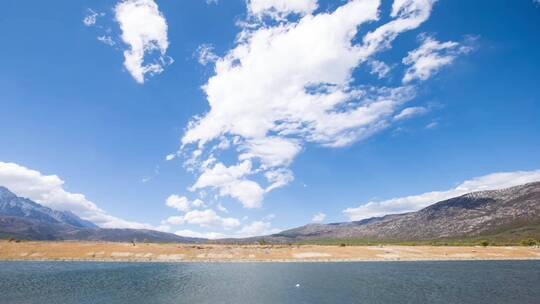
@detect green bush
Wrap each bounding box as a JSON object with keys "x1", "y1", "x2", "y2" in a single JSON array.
[
  {"x1": 479, "y1": 240, "x2": 490, "y2": 247},
  {"x1": 520, "y1": 238, "x2": 537, "y2": 246}
]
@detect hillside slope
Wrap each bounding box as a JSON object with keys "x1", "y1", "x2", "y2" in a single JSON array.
[{"x1": 258, "y1": 182, "x2": 540, "y2": 243}]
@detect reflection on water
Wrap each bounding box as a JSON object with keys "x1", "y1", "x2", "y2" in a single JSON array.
[{"x1": 0, "y1": 261, "x2": 539, "y2": 304}]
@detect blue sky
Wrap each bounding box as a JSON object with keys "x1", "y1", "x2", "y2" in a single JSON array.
[{"x1": 0, "y1": 0, "x2": 539, "y2": 238}]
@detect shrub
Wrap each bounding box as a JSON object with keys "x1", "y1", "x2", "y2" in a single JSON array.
[
  {"x1": 479, "y1": 240, "x2": 490, "y2": 247},
  {"x1": 339, "y1": 243, "x2": 347, "y2": 247},
  {"x1": 520, "y1": 238, "x2": 537, "y2": 246}
]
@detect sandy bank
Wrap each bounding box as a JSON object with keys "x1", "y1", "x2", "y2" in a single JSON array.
[{"x1": 0, "y1": 241, "x2": 539, "y2": 263}]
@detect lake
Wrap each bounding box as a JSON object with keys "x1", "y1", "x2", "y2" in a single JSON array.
[{"x1": 0, "y1": 261, "x2": 539, "y2": 303}]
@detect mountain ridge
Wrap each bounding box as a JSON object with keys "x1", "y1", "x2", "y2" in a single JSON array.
[
  {"x1": 0, "y1": 186, "x2": 97, "y2": 229},
  {"x1": 0, "y1": 186, "x2": 202, "y2": 243},
  {"x1": 1, "y1": 182, "x2": 539, "y2": 244},
  {"x1": 243, "y1": 182, "x2": 540, "y2": 243}
]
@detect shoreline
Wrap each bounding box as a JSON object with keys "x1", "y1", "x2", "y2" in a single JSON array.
[
  {"x1": 1, "y1": 241, "x2": 539, "y2": 263},
  {"x1": 1, "y1": 257, "x2": 540, "y2": 263}
]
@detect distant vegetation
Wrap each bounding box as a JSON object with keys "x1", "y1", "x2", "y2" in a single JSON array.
[{"x1": 291, "y1": 223, "x2": 540, "y2": 247}]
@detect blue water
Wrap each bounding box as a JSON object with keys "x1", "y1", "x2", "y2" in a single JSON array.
[{"x1": 0, "y1": 261, "x2": 539, "y2": 303}]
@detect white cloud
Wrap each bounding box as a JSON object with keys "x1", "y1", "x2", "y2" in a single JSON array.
[
  {"x1": 368, "y1": 59, "x2": 391, "y2": 78},
  {"x1": 191, "y1": 161, "x2": 252, "y2": 190},
  {"x1": 179, "y1": 0, "x2": 461, "y2": 209},
  {"x1": 162, "y1": 208, "x2": 241, "y2": 229},
  {"x1": 176, "y1": 219, "x2": 280, "y2": 239},
  {"x1": 343, "y1": 169, "x2": 540, "y2": 221},
  {"x1": 216, "y1": 202, "x2": 228, "y2": 213},
  {"x1": 97, "y1": 35, "x2": 115, "y2": 46},
  {"x1": 197, "y1": 44, "x2": 219, "y2": 66},
  {"x1": 220, "y1": 179, "x2": 265, "y2": 209},
  {"x1": 264, "y1": 168, "x2": 294, "y2": 192},
  {"x1": 175, "y1": 229, "x2": 225, "y2": 239},
  {"x1": 165, "y1": 195, "x2": 190, "y2": 212},
  {"x1": 359, "y1": 0, "x2": 437, "y2": 57},
  {"x1": 248, "y1": 0, "x2": 318, "y2": 19},
  {"x1": 239, "y1": 137, "x2": 301, "y2": 169},
  {"x1": 165, "y1": 195, "x2": 206, "y2": 212},
  {"x1": 190, "y1": 161, "x2": 265, "y2": 208},
  {"x1": 263, "y1": 213, "x2": 276, "y2": 221},
  {"x1": 425, "y1": 121, "x2": 438, "y2": 129},
  {"x1": 114, "y1": 0, "x2": 171, "y2": 83},
  {"x1": 311, "y1": 212, "x2": 326, "y2": 222},
  {"x1": 0, "y1": 161, "x2": 156, "y2": 229},
  {"x1": 402, "y1": 34, "x2": 472, "y2": 83},
  {"x1": 83, "y1": 9, "x2": 103, "y2": 26},
  {"x1": 236, "y1": 220, "x2": 280, "y2": 237},
  {"x1": 393, "y1": 106, "x2": 427, "y2": 120},
  {"x1": 192, "y1": 199, "x2": 205, "y2": 208}
]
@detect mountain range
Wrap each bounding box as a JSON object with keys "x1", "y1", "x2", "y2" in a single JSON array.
[
  {"x1": 1, "y1": 182, "x2": 539, "y2": 244},
  {"x1": 0, "y1": 186, "x2": 201, "y2": 243},
  {"x1": 252, "y1": 182, "x2": 540, "y2": 244}
]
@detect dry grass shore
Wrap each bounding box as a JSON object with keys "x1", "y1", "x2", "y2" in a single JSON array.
[{"x1": 1, "y1": 241, "x2": 539, "y2": 262}]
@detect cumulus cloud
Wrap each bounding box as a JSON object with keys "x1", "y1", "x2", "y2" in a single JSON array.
[
  {"x1": 0, "y1": 161, "x2": 156, "y2": 229},
  {"x1": 311, "y1": 212, "x2": 326, "y2": 222},
  {"x1": 178, "y1": 0, "x2": 469, "y2": 209},
  {"x1": 236, "y1": 220, "x2": 280, "y2": 237},
  {"x1": 114, "y1": 0, "x2": 172, "y2": 83},
  {"x1": 166, "y1": 195, "x2": 191, "y2": 212},
  {"x1": 403, "y1": 34, "x2": 473, "y2": 83},
  {"x1": 190, "y1": 161, "x2": 265, "y2": 208},
  {"x1": 248, "y1": 0, "x2": 318, "y2": 19},
  {"x1": 174, "y1": 220, "x2": 281, "y2": 239},
  {"x1": 175, "y1": 229, "x2": 225, "y2": 239},
  {"x1": 368, "y1": 60, "x2": 392, "y2": 78},
  {"x1": 162, "y1": 208, "x2": 241, "y2": 229},
  {"x1": 343, "y1": 169, "x2": 540, "y2": 221}
]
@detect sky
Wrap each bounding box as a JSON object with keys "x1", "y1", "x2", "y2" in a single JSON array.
[{"x1": 0, "y1": 0, "x2": 539, "y2": 239}]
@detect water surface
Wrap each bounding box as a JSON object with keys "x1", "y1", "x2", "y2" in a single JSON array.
[{"x1": 0, "y1": 261, "x2": 539, "y2": 303}]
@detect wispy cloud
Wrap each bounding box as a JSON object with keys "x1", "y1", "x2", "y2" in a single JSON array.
[
  {"x1": 425, "y1": 121, "x2": 439, "y2": 129},
  {"x1": 97, "y1": 35, "x2": 115, "y2": 46},
  {"x1": 83, "y1": 9, "x2": 104, "y2": 26},
  {"x1": 343, "y1": 169, "x2": 540, "y2": 221},
  {"x1": 403, "y1": 34, "x2": 473, "y2": 83},
  {"x1": 196, "y1": 44, "x2": 219, "y2": 66},
  {"x1": 393, "y1": 106, "x2": 428, "y2": 120}
]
